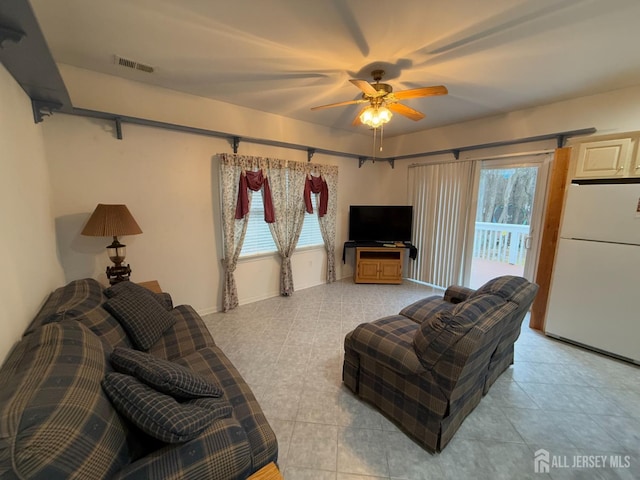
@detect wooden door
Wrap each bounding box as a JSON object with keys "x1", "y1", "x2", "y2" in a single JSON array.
[{"x1": 530, "y1": 147, "x2": 571, "y2": 331}]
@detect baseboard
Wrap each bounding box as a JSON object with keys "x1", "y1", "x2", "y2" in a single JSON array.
[
  {"x1": 197, "y1": 306, "x2": 219, "y2": 317},
  {"x1": 404, "y1": 278, "x2": 446, "y2": 290},
  {"x1": 198, "y1": 277, "x2": 343, "y2": 316},
  {"x1": 239, "y1": 290, "x2": 282, "y2": 306}
]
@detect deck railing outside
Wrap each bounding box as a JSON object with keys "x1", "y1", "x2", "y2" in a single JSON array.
[{"x1": 473, "y1": 222, "x2": 530, "y2": 265}]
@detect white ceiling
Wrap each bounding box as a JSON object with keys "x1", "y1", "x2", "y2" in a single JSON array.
[{"x1": 29, "y1": 0, "x2": 640, "y2": 137}]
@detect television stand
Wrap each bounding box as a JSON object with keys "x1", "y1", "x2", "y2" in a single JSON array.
[{"x1": 354, "y1": 247, "x2": 404, "y2": 284}]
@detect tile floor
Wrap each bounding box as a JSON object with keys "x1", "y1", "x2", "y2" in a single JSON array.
[{"x1": 203, "y1": 279, "x2": 640, "y2": 480}]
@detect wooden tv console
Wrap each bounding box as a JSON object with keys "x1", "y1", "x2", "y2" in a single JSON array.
[{"x1": 354, "y1": 246, "x2": 404, "y2": 284}]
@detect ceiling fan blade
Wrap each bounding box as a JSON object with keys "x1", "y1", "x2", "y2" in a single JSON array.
[
  {"x1": 349, "y1": 79, "x2": 379, "y2": 96},
  {"x1": 388, "y1": 103, "x2": 425, "y2": 121},
  {"x1": 310, "y1": 99, "x2": 366, "y2": 110},
  {"x1": 393, "y1": 85, "x2": 448, "y2": 100},
  {"x1": 352, "y1": 108, "x2": 367, "y2": 126}
]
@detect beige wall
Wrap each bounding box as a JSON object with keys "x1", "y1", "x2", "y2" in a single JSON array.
[
  {"x1": 42, "y1": 114, "x2": 396, "y2": 312},
  {"x1": 46, "y1": 66, "x2": 399, "y2": 311},
  {"x1": 0, "y1": 65, "x2": 64, "y2": 363}
]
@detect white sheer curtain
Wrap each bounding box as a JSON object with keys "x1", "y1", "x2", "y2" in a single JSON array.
[
  {"x1": 315, "y1": 164, "x2": 338, "y2": 283},
  {"x1": 219, "y1": 153, "x2": 254, "y2": 311},
  {"x1": 266, "y1": 159, "x2": 307, "y2": 296},
  {"x1": 407, "y1": 160, "x2": 476, "y2": 288}
]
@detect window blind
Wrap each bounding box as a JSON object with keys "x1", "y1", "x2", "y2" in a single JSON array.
[
  {"x1": 298, "y1": 194, "x2": 323, "y2": 248},
  {"x1": 240, "y1": 191, "x2": 323, "y2": 257}
]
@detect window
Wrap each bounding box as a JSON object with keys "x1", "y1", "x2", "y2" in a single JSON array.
[
  {"x1": 298, "y1": 194, "x2": 324, "y2": 248},
  {"x1": 240, "y1": 191, "x2": 323, "y2": 257},
  {"x1": 240, "y1": 192, "x2": 277, "y2": 256}
]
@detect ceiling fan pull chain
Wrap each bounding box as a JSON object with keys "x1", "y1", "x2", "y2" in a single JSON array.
[
  {"x1": 372, "y1": 127, "x2": 377, "y2": 160},
  {"x1": 380, "y1": 123, "x2": 384, "y2": 152}
]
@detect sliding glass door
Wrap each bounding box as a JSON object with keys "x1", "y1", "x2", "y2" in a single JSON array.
[{"x1": 464, "y1": 155, "x2": 550, "y2": 288}]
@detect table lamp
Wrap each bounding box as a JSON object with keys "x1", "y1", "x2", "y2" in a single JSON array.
[{"x1": 81, "y1": 204, "x2": 143, "y2": 284}]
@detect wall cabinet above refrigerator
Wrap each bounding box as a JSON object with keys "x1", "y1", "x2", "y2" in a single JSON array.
[{"x1": 573, "y1": 133, "x2": 640, "y2": 179}]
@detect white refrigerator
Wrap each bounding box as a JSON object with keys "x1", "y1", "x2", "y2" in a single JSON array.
[{"x1": 545, "y1": 180, "x2": 640, "y2": 364}]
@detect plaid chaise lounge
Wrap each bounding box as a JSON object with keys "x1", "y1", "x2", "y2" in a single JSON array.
[
  {"x1": 0, "y1": 278, "x2": 278, "y2": 479},
  {"x1": 399, "y1": 276, "x2": 539, "y2": 393},
  {"x1": 343, "y1": 276, "x2": 538, "y2": 452}
]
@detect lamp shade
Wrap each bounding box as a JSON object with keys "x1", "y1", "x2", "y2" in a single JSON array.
[{"x1": 81, "y1": 204, "x2": 142, "y2": 237}]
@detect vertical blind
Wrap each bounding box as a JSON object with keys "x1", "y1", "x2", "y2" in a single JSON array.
[{"x1": 408, "y1": 161, "x2": 475, "y2": 288}]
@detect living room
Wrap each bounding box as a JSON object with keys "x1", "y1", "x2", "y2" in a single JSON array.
[{"x1": 1, "y1": 1, "x2": 640, "y2": 478}]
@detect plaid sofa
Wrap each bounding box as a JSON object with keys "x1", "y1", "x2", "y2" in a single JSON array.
[
  {"x1": 0, "y1": 278, "x2": 277, "y2": 479},
  {"x1": 343, "y1": 276, "x2": 538, "y2": 452}
]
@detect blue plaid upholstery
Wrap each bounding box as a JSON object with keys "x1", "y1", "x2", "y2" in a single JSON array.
[
  {"x1": 344, "y1": 282, "x2": 533, "y2": 452},
  {"x1": 399, "y1": 295, "x2": 456, "y2": 324},
  {"x1": 1, "y1": 278, "x2": 278, "y2": 479},
  {"x1": 173, "y1": 347, "x2": 279, "y2": 471},
  {"x1": 344, "y1": 325, "x2": 447, "y2": 451},
  {"x1": 25, "y1": 278, "x2": 132, "y2": 349},
  {"x1": 473, "y1": 276, "x2": 539, "y2": 392},
  {"x1": 110, "y1": 347, "x2": 224, "y2": 398},
  {"x1": 102, "y1": 372, "x2": 232, "y2": 443},
  {"x1": 112, "y1": 417, "x2": 253, "y2": 480},
  {"x1": 147, "y1": 304, "x2": 216, "y2": 361},
  {"x1": 344, "y1": 316, "x2": 424, "y2": 375},
  {"x1": 428, "y1": 297, "x2": 516, "y2": 400},
  {"x1": 105, "y1": 281, "x2": 173, "y2": 310},
  {"x1": 473, "y1": 274, "x2": 533, "y2": 302},
  {"x1": 443, "y1": 285, "x2": 475, "y2": 304},
  {"x1": 399, "y1": 276, "x2": 539, "y2": 393},
  {"x1": 26, "y1": 278, "x2": 105, "y2": 331},
  {"x1": 0, "y1": 322, "x2": 131, "y2": 479},
  {"x1": 105, "y1": 291, "x2": 177, "y2": 350},
  {"x1": 413, "y1": 294, "x2": 508, "y2": 373}
]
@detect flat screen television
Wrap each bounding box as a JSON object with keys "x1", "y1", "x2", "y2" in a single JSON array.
[{"x1": 349, "y1": 205, "x2": 413, "y2": 242}]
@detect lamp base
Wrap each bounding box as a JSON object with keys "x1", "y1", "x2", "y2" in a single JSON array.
[{"x1": 107, "y1": 264, "x2": 132, "y2": 285}]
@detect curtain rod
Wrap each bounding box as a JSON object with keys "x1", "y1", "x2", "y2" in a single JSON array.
[
  {"x1": 66, "y1": 108, "x2": 595, "y2": 165},
  {"x1": 410, "y1": 149, "x2": 556, "y2": 168},
  {"x1": 395, "y1": 127, "x2": 596, "y2": 162},
  {"x1": 68, "y1": 108, "x2": 364, "y2": 162}
]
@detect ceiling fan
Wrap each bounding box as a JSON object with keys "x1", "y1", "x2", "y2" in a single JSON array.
[{"x1": 310, "y1": 69, "x2": 448, "y2": 127}]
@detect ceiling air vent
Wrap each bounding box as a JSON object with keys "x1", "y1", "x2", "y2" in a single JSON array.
[{"x1": 114, "y1": 55, "x2": 154, "y2": 73}]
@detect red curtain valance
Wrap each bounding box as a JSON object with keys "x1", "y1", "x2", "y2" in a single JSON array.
[
  {"x1": 236, "y1": 171, "x2": 329, "y2": 224},
  {"x1": 235, "y1": 170, "x2": 275, "y2": 223},
  {"x1": 304, "y1": 174, "x2": 328, "y2": 217}
]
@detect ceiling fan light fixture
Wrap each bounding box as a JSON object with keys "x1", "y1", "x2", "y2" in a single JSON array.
[{"x1": 360, "y1": 105, "x2": 392, "y2": 128}]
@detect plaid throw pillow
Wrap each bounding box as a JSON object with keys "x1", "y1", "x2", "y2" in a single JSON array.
[
  {"x1": 110, "y1": 347, "x2": 223, "y2": 399},
  {"x1": 102, "y1": 372, "x2": 232, "y2": 443},
  {"x1": 104, "y1": 292, "x2": 176, "y2": 350},
  {"x1": 104, "y1": 281, "x2": 173, "y2": 310}
]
